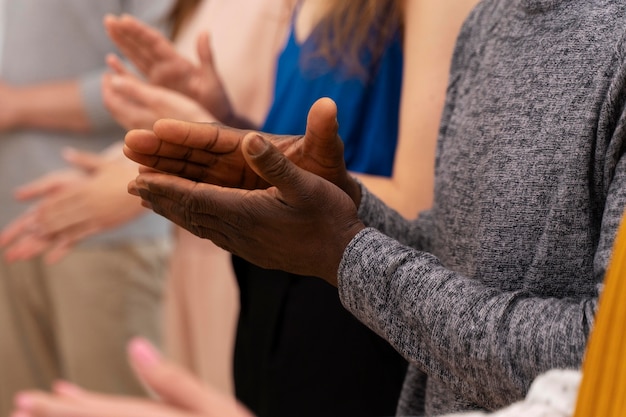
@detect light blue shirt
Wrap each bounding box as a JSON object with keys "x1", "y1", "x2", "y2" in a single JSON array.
[
  {"x1": 0, "y1": 0, "x2": 174, "y2": 244},
  {"x1": 0, "y1": 0, "x2": 5, "y2": 73}
]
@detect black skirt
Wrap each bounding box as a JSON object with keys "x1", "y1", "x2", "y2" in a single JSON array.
[{"x1": 232, "y1": 255, "x2": 408, "y2": 417}]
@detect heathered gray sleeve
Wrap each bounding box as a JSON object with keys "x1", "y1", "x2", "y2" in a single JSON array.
[
  {"x1": 339, "y1": 109, "x2": 626, "y2": 411},
  {"x1": 338, "y1": 8, "x2": 626, "y2": 414},
  {"x1": 339, "y1": 225, "x2": 597, "y2": 410},
  {"x1": 339, "y1": 184, "x2": 626, "y2": 411},
  {"x1": 78, "y1": 0, "x2": 173, "y2": 130}
]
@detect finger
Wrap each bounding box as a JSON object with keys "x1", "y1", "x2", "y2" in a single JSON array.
[
  {"x1": 110, "y1": 74, "x2": 159, "y2": 108},
  {"x1": 124, "y1": 123, "x2": 250, "y2": 184},
  {"x1": 128, "y1": 173, "x2": 207, "y2": 227},
  {"x1": 105, "y1": 53, "x2": 132, "y2": 76},
  {"x1": 242, "y1": 133, "x2": 310, "y2": 201},
  {"x1": 129, "y1": 173, "x2": 248, "y2": 248},
  {"x1": 196, "y1": 32, "x2": 215, "y2": 71},
  {"x1": 137, "y1": 165, "x2": 161, "y2": 174},
  {"x1": 152, "y1": 119, "x2": 244, "y2": 154},
  {"x1": 127, "y1": 338, "x2": 253, "y2": 416},
  {"x1": 104, "y1": 15, "x2": 153, "y2": 75},
  {"x1": 106, "y1": 14, "x2": 176, "y2": 77},
  {"x1": 0, "y1": 209, "x2": 37, "y2": 247},
  {"x1": 14, "y1": 390, "x2": 81, "y2": 417},
  {"x1": 42, "y1": 223, "x2": 100, "y2": 264},
  {"x1": 13, "y1": 174, "x2": 67, "y2": 201},
  {"x1": 34, "y1": 193, "x2": 88, "y2": 237},
  {"x1": 15, "y1": 387, "x2": 191, "y2": 417},
  {"x1": 3, "y1": 233, "x2": 52, "y2": 263},
  {"x1": 62, "y1": 148, "x2": 105, "y2": 172},
  {"x1": 123, "y1": 131, "x2": 209, "y2": 178},
  {"x1": 103, "y1": 76, "x2": 156, "y2": 131}
]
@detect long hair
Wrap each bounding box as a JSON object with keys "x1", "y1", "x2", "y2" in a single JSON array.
[
  {"x1": 168, "y1": 0, "x2": 202, "y2": 40},
  {"x1": 312, "y1": 0, "x2": 404, "y2": 79}
]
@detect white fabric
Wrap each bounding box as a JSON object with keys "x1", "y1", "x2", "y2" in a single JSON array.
[{"x1": 444, "y1": 370, "x2": 581, "y2": 417}]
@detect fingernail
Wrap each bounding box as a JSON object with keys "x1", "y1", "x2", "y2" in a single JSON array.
[
  {"x1": 246, "y1": 134, "x2": 268, "y2": 156},
  {"x1": 53, "y1": 380, "x2": 82, "y2": 397},
  {"x1": 111, "y1": 75, "x2": 122, "y2": 88},
  {"x1": 128, "y1": 186, "x2": 139, "y2": 197},
  {"x1": 14, "y1": 393, "x2": 33, "y2": 411},
  {"x1": 129, "y1": 338, "x2": 160, "y2": 367}
]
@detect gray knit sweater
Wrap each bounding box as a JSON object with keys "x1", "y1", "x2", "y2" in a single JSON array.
[{"x1": 337, "y1": 0, "x2": 626, "y2": 415}]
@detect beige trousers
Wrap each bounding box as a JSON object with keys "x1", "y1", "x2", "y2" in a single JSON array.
[
  {"x1": 0, "y1": 239, "x2": 170, "y2": 417},
  {"x1": 163, "y1": 228, "x2": 239, "y2": 395}
]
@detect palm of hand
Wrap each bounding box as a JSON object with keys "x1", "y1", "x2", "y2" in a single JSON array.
[
  {"x1": 147, "y1": 57, "x2": 198, "y2": 96},
  {"x1": 132, "y1": 150, "x2": 361, "y2": 282},
  {"x1": 124, "y1": 98, "x2": 357, "y2": 202}
]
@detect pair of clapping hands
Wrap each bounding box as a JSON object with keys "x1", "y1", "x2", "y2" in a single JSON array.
[{"x1": 1, "y1": 13, "x2": 251, "y2": 262}]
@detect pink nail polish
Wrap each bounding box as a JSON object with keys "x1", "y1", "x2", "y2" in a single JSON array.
[
  {"x1": 54, "y1": 380, "x2": 82, "y2": 397},
  {"x1": 129, "y1": 338, "x2": 160, "y2": 367},
  {"x1": 14, "y1": 393, "x2": 33, "y2": 411}
]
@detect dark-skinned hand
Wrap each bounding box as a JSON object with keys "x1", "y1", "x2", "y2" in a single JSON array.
[
  {"x1": 123, "y1": 97, "x2": 363, "y2": 208},
  {"x1": 128, "y1": 131, "x2": 366, "y2": 286}
]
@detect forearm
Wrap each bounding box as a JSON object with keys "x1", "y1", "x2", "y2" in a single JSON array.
[
  {"x1": 338, "y1": 228, "x2": 595, "y2": 410},
  {"x1": 10, "y1": 80, "x2": 92, "y2": 132}
]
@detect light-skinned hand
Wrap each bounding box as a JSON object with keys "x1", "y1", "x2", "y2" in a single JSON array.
[
  {"x1": 11, "y1": 338, "x2": 255, "y2": 417},
  {"x1": 102, "y1": 72, "x2": 214, "y2": 131},
  {"x1": 104, "y1": 14, "x2": 235, "y2": 124},
  {"x1": 0, "y1": 146, "x2": 146, "y2": 264}
]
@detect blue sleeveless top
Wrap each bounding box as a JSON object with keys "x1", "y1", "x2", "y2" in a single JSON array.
[{"x1": 262, "y1": 21, "x2": 404, "y2": 176}]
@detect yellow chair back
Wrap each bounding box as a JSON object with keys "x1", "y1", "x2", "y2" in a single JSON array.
[{"x1": 574, "y1": 214, "x2": 626, "y2": 417}]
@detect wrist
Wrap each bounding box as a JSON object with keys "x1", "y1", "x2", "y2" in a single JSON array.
[{"x1": 3, "y1": 87, "x2": 26, "y2": 130}]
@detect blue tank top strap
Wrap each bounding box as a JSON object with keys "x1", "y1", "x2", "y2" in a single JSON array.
[{"x1": 290, "y1": 0, "x2": 305, "y2": 27}]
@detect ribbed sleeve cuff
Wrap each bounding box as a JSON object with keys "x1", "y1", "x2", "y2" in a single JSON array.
[{"x1": 337, "y1": 227, "x2": 394, "y2": 322}]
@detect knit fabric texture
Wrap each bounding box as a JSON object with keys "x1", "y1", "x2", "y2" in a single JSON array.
[{"x1": 338, "y1": 0, "x2": 626, "y2": 415}]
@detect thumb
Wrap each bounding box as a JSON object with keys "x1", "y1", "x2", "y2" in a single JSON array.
[
  {"x1": 110, "y1": 74, "x2": 155, "y2": 107},
  {"x1": 127, "y1": 337, "x2": 200, "y2": 410},
  {"x1": 14, "y1": 172, "x2": 70, "y2": 201},
  {"x1": 242, "y1": 133, "x2": 309, "y2": 200},
  {"x1": 105, "y1": 53, "x2": 132, "y2": 76},
  {"x1": 128, "y1": 338, "x2": 252, "y2": 416},
  {"x1": 303, "y1": 97, "x2": 344, "y2": 165},
  {"x1": 196, "y1": 31, "x2": 216, "y2": 71}
]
